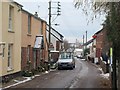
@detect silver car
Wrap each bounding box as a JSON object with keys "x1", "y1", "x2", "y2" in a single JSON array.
[{"x1": 57, "y1": 52, "x2": 75, "y2": 70}]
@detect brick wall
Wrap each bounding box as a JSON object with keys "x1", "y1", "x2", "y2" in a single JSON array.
[
  {"x1": 96, "y1": 31, "x2": 103, "y2": 57},
  {"x1": 56, "y1": 41, "x2": 60, "y2": 51},
  {"x1": 21, "y1": 47, "x2": 43, "y2": 71},
  {"x1": 21, "y1": 47, "x2": 27, "y2": 70}
]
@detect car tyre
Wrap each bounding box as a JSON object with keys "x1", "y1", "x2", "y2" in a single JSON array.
[
  {"x1": 73, "y1": 65, "x2": 75, "y2": 68},
  {"x1": 58, "y1": 67, "x2": 61, "y2": 70}
]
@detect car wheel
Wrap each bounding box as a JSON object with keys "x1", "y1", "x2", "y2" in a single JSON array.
[
  {"x1": 73, "y1": 65, "x2": 75, "y2": 68},
  {"x1": 58, "y1": 67, "x2": 61, "y2": 70},
  {"x1": 70, "y1": 66, "x2": 74, "y2": 70}
]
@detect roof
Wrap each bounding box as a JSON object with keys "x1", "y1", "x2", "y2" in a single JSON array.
[
  {"x1": 12, "y1": 0, "x2": 23, "y2": 7},
  {"x1": 47, "y1": 24, "x2": 64, "y2": 38},
  {"x1": 22, "y1": 9, "x2": 47, "y2": 23},
  {"x1": 13, "y1": 1, "x2": 23, "y2": 7},
  {"x1": 95, "y1": 29, "x2": 103, "y2": 35},
  {"x1": 83, "y1": 38, "x2": 94, "y2": 46},
  {"x1": 46, "y1": 29, "x2": 63, "y2": 42}
]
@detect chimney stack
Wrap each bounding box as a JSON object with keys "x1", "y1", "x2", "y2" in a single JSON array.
[{"x1": 34, "y1": 12, "x2": 38, "y2": 17}]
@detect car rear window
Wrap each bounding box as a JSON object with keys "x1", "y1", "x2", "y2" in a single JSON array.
[{"x1": 59, "y1": 52, "x2": 73, "y2": 59}]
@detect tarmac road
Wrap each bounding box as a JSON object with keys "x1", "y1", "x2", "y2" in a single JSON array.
[{"x1": 10, "y1": 59, "x2": 103, "y2": 88}]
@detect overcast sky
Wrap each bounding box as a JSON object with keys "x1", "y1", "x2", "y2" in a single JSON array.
[{"x1": 15, "y1": 0, "x2": 106, "y2": 43}]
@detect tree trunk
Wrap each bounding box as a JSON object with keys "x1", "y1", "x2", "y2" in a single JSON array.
[{"x1": 112, "y1": 45, "x2": 117, "y2": 89}]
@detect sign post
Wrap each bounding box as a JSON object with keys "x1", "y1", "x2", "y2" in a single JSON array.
[{"x1": 110, "y1": 47, "x2": 113, "y2": 72}]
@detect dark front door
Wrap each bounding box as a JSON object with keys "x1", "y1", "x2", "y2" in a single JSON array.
[{"x1": 33, "y1": 50, "x2": 37, "y2": 69}]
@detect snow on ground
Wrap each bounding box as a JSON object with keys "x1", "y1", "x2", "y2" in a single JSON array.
[
  {"x1": 98, "y1": 68, "x2": 104, "y2": 74},
  {"x1": 3, "y1": 77, "x2": 32, "y2": 89},
  {"x1": 98, "y1": 68, "x2": 110, "y2": 80},
  {"x1": 3, "y1": 74, "x2": 41, "y2": 89},
  {"x1": 100, "y1": 73, "x2": 110, "y2": 80}
]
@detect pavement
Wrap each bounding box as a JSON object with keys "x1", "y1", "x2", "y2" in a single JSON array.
[{"x1": 1, "y1": 71, "x2": 51, "y2": 89}]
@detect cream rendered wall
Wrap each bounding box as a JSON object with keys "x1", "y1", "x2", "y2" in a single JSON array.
[
  {"x1": 2, "y1": 2, "x2": 22, "y2": 76},
  {"x1": 31, "y1": 17, "x2": 42, "y2": 47},
  {"x1": 21, "y1": 11, "x2": 41, "y2": 48},
  {"x1": 0, "y1": 1, "x2": 2, "y2": 77},
  {"x1": 42, "y1": 22, "x2": 48, "y2": 61},
  {"x1": 0, "y1": 1, "x2": 2, "y2": 42}
]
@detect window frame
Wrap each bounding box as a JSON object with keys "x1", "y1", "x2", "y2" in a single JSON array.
[
  {"x1": 28, "y1": 14, "x2": 31, "y2": 34},
  {"x1": 8, "y1": 5, "x2": 14, "y2": 32},
  {"x1": 7, "y1": 44, "x2": 13, "y2": 70},
  {"x1": 27, "y1": 45, "x2": 31, "y2": 61}
]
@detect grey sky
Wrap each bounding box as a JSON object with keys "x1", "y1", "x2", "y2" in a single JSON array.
[{"x1": 15, "y1": 0, "x2": 106, "y2": 43}]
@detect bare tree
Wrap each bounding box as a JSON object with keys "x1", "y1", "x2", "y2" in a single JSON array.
[
  {"x1": 63, "y1": 39, "x2": 70, "y2": 51},
  {"x1": 74, "y1": 0, "x2": 120, "y2": 89}
]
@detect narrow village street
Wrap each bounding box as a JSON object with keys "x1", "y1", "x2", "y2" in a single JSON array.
[
  {"x1": 1, "y1": 0, "x2": 119, "y2": 89},
  {"x1": 7, "y1": 59, "x2": 110, "y2": 89}
]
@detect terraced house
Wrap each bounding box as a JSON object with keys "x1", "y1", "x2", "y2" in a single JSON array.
[
  {"x1": 21, "y1": 9, "x2": 48, "y2": 73},
  {"x1": 0, "y1": 0, "x2": 63, "y2": 83},
  {"x1": 0, "y1": 0, "x2": 22, "y2": 82}
]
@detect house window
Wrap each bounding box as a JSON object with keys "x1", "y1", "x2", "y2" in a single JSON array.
[
  {"x1": 27, "y1": 45, "x2": 31, "y2": 61},
  {"x1": 28, "y1": 15, "x2": 31, "y2": 34},
  {"x1": 8, "y1": 44, "x2": 13, "y2": 70},
  {"x1": 2, "y1": 47, "x2": 5, "y2": 57},
  {"x1": 40, "y1": 21, "x2": 43, "y2": 34},
  {"x1": 8, "y1": 5, "x2": 14, "y2": 31},
  {"x1": 0, "y1": 43, "x2": 5, "y2": 58},
  {"x1": 0, "y1": 45, "x2": 2, "y2": 56}
]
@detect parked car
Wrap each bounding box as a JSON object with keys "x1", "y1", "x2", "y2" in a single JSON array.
[
  {"x1": 76, "y1": 55, "x2": 82, "y2": 58},
  {"x1": 57, "y1": 52, "x2": 75, "y2": 70},
  {"x1": 76, "y1": 55, "x2": 85, "y2": 59}
]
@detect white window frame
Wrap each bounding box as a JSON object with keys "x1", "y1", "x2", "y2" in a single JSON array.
[
  {"x1": 8, "y1": 44, "x2": 13, "y2": 70},
  {"x1": 0, "y1": 45, "x2": 2, "y2": 56},
  {"x1": 28, "y1": 15, "x2": 31, "y2": 34},
  {"x1": 0, "y1": 43, "x2": 5, "y2": 58},
  {"x1": 8, "y1": 5, "x2": 14, "y2": 31}
]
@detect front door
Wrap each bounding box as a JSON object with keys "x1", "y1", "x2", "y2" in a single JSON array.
[{"x1": 33, "y1": 50, "x2": 37, "y2": 69}]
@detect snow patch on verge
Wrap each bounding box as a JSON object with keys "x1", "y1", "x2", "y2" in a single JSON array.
[
  {"x1": 3, "y1": 75, "x2": 41, "y2": 89},
  {"x1": 2, "y1": 70, "x2": 50, "y2": 89},
  {"x1": 34, "y1": 75, "x2": 40, "y2": 77},
  {"x1": 100, "y1": 73, "x2": 110, "y2": 80},
  {"x1": 3, "y1": 77, "x2": 32, "y2": 89},
  {"x1": 98, "y1": 68, "x2": 110, "y2": 80},
  {"x1": 98, "y1": 68, "x2": 104, "y2": 74},
  {"x1": 45, "y1": 71, "x2": 49, "y2": 73}
]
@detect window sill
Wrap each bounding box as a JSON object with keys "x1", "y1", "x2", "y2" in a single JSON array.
[
  {"x1": 27, "y1": 33, "x2": 32, "y2": 36},
  {"x1": 0, "y1": 52, "x2": 2, "y2": 55},
  {"x1": 8, "y1": 30, "x2": 15, "y2": 33},
  {"x1": 7, "y1": 67, "x2": 14, "y2": 72}
]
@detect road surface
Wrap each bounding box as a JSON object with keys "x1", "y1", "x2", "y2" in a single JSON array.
[{"x1": 10, "y1": 59, "x2": 103, "y2": 88}]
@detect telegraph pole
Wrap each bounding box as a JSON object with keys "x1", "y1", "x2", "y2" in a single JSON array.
[
  {"x1": 49, "y1": 1, "x2": 51, "y2": 46},
  {"x1": 86, "y1": 31, "x2": 87, "y2": 49},
  {"x1": 48, "y1": 1, "x2": 51, "y2": 70},
  {"x1": 83, "y1": 35, "x2": 84, "y2": 46},
  {"x1": 48, "y1": 1, "x2": 61, "y2": 70},
  {"x1": 83, "y1": 35, "x2": 85, "y2": 56}
]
